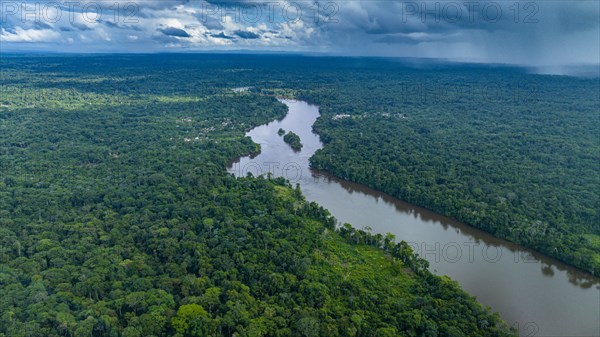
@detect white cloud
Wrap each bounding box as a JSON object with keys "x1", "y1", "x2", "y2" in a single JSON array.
[{"x1": 0, "y1": 27, "x2": 60, "y2": 42}]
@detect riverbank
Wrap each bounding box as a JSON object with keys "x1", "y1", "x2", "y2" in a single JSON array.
[{"x1": 228, "y1": 99, "x2": 600, "y2": 336}]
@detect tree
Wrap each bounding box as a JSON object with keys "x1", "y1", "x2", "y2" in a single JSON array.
[
  {"x1": 171, "y1": 304, "x2": 209, "y2": 337},
  {"x1": 295, "y1": 317, "x2": 320, "y2": 337}
]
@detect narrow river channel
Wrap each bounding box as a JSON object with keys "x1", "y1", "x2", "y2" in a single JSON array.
[{"x1": 228, "y1": 99, "x2": 600, "y2": 337}]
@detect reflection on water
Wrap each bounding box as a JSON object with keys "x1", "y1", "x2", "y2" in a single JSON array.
[
  {"x1": 228, "y1": 99, "x2": 600, "y2": 337},
  {"x1": 542, "y1": 264, "x2": 555, "y2": 278},
  {"x1": 312, "y1": 169, "x2": 600, "y2": 289}
]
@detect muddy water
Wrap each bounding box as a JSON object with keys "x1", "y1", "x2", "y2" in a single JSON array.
[{"x1": 228, "y1": 100, "x2": 600, "y2": 337}]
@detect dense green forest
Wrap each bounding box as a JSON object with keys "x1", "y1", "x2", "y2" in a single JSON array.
[
  {"x1": 196, "y1": 53, "x2": 596, "y2": 276},
  {"x1": 282, "y1": 131, "x2": 302, "y2": 150},
  {"x1": 0, "y1": 55, "x2": 514, "y2": 336},
  {"x1": 210, "y1": 55, "x2": 599, "y2": 275},
  {"x1": 299, "y1": 64, "x2": 600, "y2": 276}
]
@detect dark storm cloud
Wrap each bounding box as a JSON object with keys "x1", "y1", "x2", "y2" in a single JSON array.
[
  {"x1": 158, "y1": 27, "x2": 192, "y2": 38},
  {"x1": 316, "y1": 0, "x2": 599, "y2": 66},
  {"x1": 339, "y1": 1, "x2": 598, "y2": 35},
  {"x1": 328, "y1": 1, "x2": 599, "y2": 41},
  {"x1": 552, "y1": 2, "x2": 600, "y2": 33}
]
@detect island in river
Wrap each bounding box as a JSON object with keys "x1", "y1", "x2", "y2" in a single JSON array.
[{"x1": 283, "y1": 130, "x2": 303, "y2": 150}]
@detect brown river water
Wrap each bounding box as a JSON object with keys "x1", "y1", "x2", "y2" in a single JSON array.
[{"x1": 228, "y1": 99, "x2": 600, "y2": 337}]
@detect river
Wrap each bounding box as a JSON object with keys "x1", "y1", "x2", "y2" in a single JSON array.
[{"x1": 228, "y1": 99, "x2": 600, "y2": 336}]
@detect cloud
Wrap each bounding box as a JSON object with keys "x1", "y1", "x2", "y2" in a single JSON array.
[
  {"x1": 101, "y1": 20, "x2": 142, "y2": 31},
  {"x1": 32, "y1": 21, "x2": 53, "y2": 30},
  {"x1": 158, "y1": 27, "x2": 192, "y2": 38},
  {"x1": 0, "y1": 0, "x2": 597, "y2": 70},
  {"x1": 70, "y1": 22, "x2": 93, "y2": 31},
  {"x1": 234, "y1": 30, "x2": 260, "y2": 39},
  {"x1": 314, "y1": 0, "x2": 600, "y2": 66},
  {"x1": 374, "y1": 32, "x2": 462, "y2": 45},
  {"x1": 0, "y1": 27, "x2": 61, "y2": 42},
  {"x1": 199, "y1": 17, "x2": 225, "y2": 30},
  {"x1": 211, "y1": 32, "x2": 235, "y2": 39}
]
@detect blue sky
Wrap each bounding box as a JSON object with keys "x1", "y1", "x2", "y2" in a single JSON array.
[{"x1": 1, "y1": 0, "x2": 598, "y2": 69}]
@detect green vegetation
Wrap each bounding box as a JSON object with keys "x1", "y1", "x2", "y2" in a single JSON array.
[
  {"x1": 283, "y1": 131, "x2": 303, "y2": 150},
  {"x1": 227, "y1": 56, "x2": 598, "y2": 275},
  {"x1": 233, "y1": 56, "x2": 598, "y2": 275},
  {"x1": 277, "y1": 128, "x2": 285, "y2": 136},
  {"x1": 0, "y1": 55, "x2": 514, "y2": 337},
  {"x1": 299, "y1": 64, "x2": 600, "y2": 276}
]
